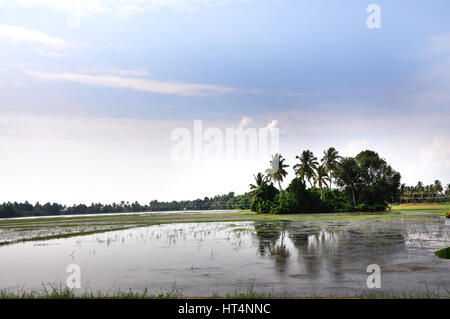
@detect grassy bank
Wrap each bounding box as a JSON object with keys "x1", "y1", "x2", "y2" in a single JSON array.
[
  {"x1": 1, "y1": 284, "x2": 448, "y2": 299},
  {"x1": 390, "y1": 203, "x2": 450, "y2": 212}
]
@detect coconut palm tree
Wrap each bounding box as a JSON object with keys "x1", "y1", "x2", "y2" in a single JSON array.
[
  {"x1": 433, "y1": 180, "x2": 443, "y2": 195},
  {"x1": 265, "y1": 153, "x2": 289, "y2": 194},
  {"x1": 416, "y1": 181, "x2": 423, "y2": 191},
  {"x1": 314, "y1": 165, "x2": 330, "y2": 198},
  {"x1": 321, "y1": 147, "x2": 341, "y2": 189},
  {"x1": 293, "y1": 150, "x2": 318, "y2": 187},
  {"x1": 249, "y1": 172, "x2": 267, "y2": 191}
]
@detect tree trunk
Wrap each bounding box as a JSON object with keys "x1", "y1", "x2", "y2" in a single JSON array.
[
  {"x1": 352, "y1": 188, "x2": 356, "y2": 206},
  {"x1": 329, "y1": 173, "x2": 332, "y2": 189},
  {"x1": 278, "y1": 180, "x2": 284, "y2": 194}
]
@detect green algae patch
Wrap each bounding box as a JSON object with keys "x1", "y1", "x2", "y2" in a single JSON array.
[{"x1": 435, "y1": 247, "x2": 450, "y2": 259}]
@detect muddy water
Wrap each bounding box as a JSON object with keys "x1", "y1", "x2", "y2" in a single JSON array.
[{"x1": 0, "y1": 216, "x2": 449, "y2": 297}]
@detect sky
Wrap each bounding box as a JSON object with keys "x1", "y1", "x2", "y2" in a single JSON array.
[{"x1": 0, "y1": 0, "x2": 449, "y2": 205}]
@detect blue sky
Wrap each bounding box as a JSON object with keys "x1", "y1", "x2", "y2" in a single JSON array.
[{"x1": 0, "y1": 0, "x2": 449, "y2": 204}]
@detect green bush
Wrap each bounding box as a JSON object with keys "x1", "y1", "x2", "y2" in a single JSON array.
[
  {"x1": 249, "y1": 182, "x2": 279, "y2": 213},
  {"x1": 270, "y1": 193, "x2": 294, "y2": 214},
  {"x1": 322, "y1": 189, "x2": 348, "y2": 212},
  {"x1": 342, "y1": 203, "x2": 354, "y2": 212},
  {"x1": 355, "y1": 203, "x2": 370, "y2": 211},
  {"x1": 255, "y1": 199, "x2": 272, "y2": 214},
  {"x1": 445, "y1": 211, "x2": 450, "y2": 219},
  {"x1": 435, "y1": 247, "x2": 450, "y2": 259},
  {"x1": 285, "y1": 178, "x2": 324, "y2": 213},
  {"x1": 371, "y1": 203, "x2": 387, "y2": 212}
]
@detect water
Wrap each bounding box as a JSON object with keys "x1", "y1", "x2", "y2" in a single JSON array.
[{"x1": 1, "y1": 216, "x2": 449, "y2": 297}]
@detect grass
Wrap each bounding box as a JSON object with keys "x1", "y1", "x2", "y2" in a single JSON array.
[
  {"x1": 356, "y1": 285, "x2": 450, "y2": 299},
  {"x1": 0, "y1": 283, "x2": 184, "y2": 299},
  {"x1": 224, "y1": 284, "x2": 276, "y2": 299},
  {"x1": 0, "y1": 226, "x2": 132, "y2": 246},
  {"x1": 1, "y1": 283, "x2": 448, "y2": 299},
  {"x1": 390, "y1": 203, "x2": 450, "y2": 212}
]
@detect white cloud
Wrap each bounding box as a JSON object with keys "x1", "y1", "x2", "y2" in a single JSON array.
[
  {"x1": 26, "y1": 70, "x2": 234, "y2": 96},
  {"x1": 425, "y1": 32, "x2": 450, "y2": 56},
  {"x1": 285, "y1": 91, "x2": 320, "y2": 98},
  {"x1": 76, "y1": 66, "x2": 150, "y2": 77},
  {"x1": 238, "y1": 116, "x2": 254, "y2": 128},
  {"x1": 419, "y1": 135, "x2": 450, "y2": 169},
  {"x1": 346, "y1": 139, "x2": 369, "y2": 156},
  {"x1": 0, "y1": 24, "x2": 71, "y2": 48},
  {"x1": 11, "y1": 0, "x2": 263, "y2": 28},
  {"x1": 266, "y1": 119, "x2": 278, "y2": 130}
]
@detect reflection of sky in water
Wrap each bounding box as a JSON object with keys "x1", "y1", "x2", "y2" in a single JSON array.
[{"x1": 0, "y1": 217, "x2": 449, "y2": 297}]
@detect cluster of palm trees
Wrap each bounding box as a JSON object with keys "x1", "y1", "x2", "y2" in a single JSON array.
[
  {"x1": 251, "y1": 147, "x2": 342, "y2": 197},
  {"x1": 400, "y1": 180, "x2": 450, "y2": 203}
]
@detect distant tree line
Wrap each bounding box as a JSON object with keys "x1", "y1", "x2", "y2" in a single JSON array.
[
  {"x1": 399, "y1": 180, "x2": 450, "y2": 203},
  {"x1": 0, "y1": 193, "x2": 251, "y2": 219}
]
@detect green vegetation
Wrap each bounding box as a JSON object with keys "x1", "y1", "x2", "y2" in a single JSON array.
[
  {"x1": 1, "y1": 283, "x2": 448, "y2": 299},
  {"x1": 250, "y1": 148, "x2": 402, "y2": 214},
  {"x1": 356, "y1": 288, "x2": 449, "y2": 299},
  {"x1": 435, "y1": 247, "x2": 450, "y2": 259},
  {"x1": 0, "y1": 226, "x2": 132, "y2": 246},
  {"x1": 400, "y1": 180, "x2": 450, "y2": 203},
  {"x1": 222, "y1": 283, "x2": 276, "y2": 299},
  {"x1": 0, "y1": 283, "x2": 183, "y2": 299},
  {"x1": 390, "y1": 203, "x2": 450, "y2": 212},
  {"x1": 0, "y1": 192, "x2": 252, "y2": 218},
  {"x1": 265, "y1": 154, "x2": 289, "y2": 193}
]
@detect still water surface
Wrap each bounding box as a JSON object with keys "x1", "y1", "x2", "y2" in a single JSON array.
[{"x1": 1, "y1": 216, "x2": 449, "y2": 297}]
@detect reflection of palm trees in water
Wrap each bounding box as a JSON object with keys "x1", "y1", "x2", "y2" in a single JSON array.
[
  {"x1": 253, "y1": 221, "x2": 290, "y2": 272},
  {"x1": 287, "y1": 226, "x2": 323, "y2": 277},
  {"x1": 269, "y1": 229, "x2": 291, "y2": 272},
  {"x1": 253, "y1": 220, "x2": 407, "y2": 278}
]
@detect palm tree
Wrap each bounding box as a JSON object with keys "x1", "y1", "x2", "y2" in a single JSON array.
[
  {"x1": 433, "y1": 180, "x2": 443, "y2": 195},
  {"x1": 249, "y1": 173, "x2": 267, "y2": 191},
  {"x1": 293, "y1": 150, "x2": 318, "y2": 187},
  {"x1": 265, "y1": 153, "x2": 289, "y2": 194},
  {"x1": 314, "y1": 165, "x2": 330, "y2": 198},
  {"x1": 321, "y1": 147, "x2": 341, "y2": 189},
  {"x1": 416, "y1": 181, "x2": 423, "y2": 191}
]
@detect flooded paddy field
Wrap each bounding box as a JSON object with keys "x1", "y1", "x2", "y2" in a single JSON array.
[{"x1": 0, "y1": 211, "x2": 449, "y2": 298}]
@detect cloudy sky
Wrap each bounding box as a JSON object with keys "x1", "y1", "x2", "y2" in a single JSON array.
[{"x1": 0, "y1": 0, "x2": 449, "y2": 205}]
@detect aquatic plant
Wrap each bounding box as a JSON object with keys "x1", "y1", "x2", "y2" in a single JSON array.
[{"x1": 435, "y1": 247, "x2": 450, "y2": 259}]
